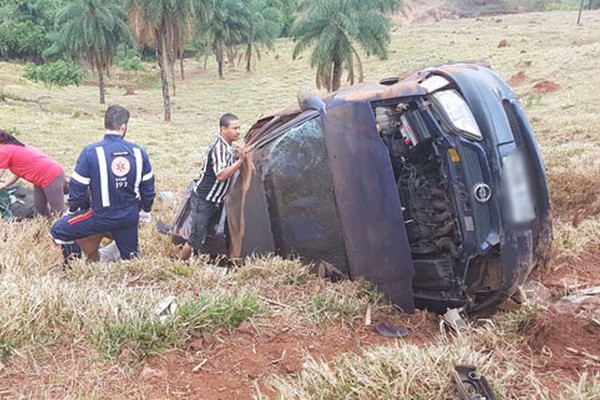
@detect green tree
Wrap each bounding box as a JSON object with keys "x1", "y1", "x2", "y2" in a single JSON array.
[
  {"x1": 242, "y1": 0, "x2": 281, "y2": 72},
  {"x1": 49, "y1": 0, "x2": 133, "y2": 104},
  {"x1": 128, "y1": 0, "x2": 196, "y2": 121},
  {"x1": 0, "y1": 20, "x2": 50, "y2": 61},
  {"x1": 199, "y1": 0, "x2": 249, "y2": 79},
  {"x1": 16, "y1": 0, "x2": 65, "y2": 29},
  {"x1": 265, "y1": 0, "x2": 298, "y2": 37},
  {"x1": 291, "y1": 0, "x2": 400, "y2": 92},
  {"x1": 0, "y1": 0, "x2": 63, "y2": 62}
]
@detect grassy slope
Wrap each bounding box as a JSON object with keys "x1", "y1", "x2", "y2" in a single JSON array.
[{"x1": 1, "y1": 9, "x2": 600, "y2": 399}]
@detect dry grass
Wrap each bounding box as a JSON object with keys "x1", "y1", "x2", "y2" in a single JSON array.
[
  {"x1": 269, "y1": 321, "x2": 551, "y2": 399},
  {"x1": 270, "y1": 315, "x2": 600, "y2": 399},
  {"x1": 1, "y1": 9, "x2": 600, "y2": 399}
]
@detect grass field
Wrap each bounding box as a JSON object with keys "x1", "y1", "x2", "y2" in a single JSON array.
[{"x1": 1, "y1": 9, "x2": 600, "y2": 399}]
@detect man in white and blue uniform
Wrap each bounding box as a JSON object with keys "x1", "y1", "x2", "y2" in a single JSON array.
[
  {"x1": 180, "y1": 113, "x2": 246, "y2": 261},
  {"x1": 51, "y1": 105, "x2": 155, "y2": 261}
]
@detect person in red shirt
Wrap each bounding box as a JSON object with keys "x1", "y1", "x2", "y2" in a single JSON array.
[{"x1": 0, "y1": 129, "x2": 65, "y2": 217}]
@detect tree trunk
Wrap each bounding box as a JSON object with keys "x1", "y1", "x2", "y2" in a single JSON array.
[
  {"x1": 169, "y1": 58, "x2": 177, "y2": 97},
  {"x1": 179, "y1": 51, "x2": 185, "y2": 80},
  {"x1": 98, "y1": 70, "x2": 105, "y2": 105},
  {"x1": 245, "y1": 43, "x2": 252, "y2": 72},
  {"x1": 227, "y1": 45, "x2": 236, "y2": 68},
  {"x1": 204, "y1": 43, "x2": 210, "y2": 70},
  {"x1": 157, "y1": 35, "x2": 171, "y2": 122},
  {"x1": 216, "y1": 41, "x2": 224, "y2": 79},
  {"x1": 332, "y1": 57, "x2": 343, "y2": 92}
]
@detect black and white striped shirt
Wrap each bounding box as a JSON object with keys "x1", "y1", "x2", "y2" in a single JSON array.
[{"x1": 195, "y1": 135, "x2": 235, "y2": 204}]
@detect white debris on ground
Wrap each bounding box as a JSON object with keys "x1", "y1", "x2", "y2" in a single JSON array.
[
  {"x1": 521, "y1": 281, "x2": 600, "y2": 315},
  {"x1": 554, "y1": 286, "x2": 600, "y2": 315},
  {"x1": 153, "y1": 295, "x2": 177, "y2": 323}
]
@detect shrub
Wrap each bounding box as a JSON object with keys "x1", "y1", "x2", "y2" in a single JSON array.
[
  {"x1": 117, "y1": 55, "x2": 145, "y2": 72},
  {"x1": 0, "y1": 21, "x2": 49, "y2": 61},
  {"x1": 115, "y1": 47, "x2": 145, "y2": 72},
  {"x1": 24, "y1": 60, "x2": 84, "y2": 88}
]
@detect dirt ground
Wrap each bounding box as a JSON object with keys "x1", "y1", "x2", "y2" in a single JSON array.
[
  {"x1": 527, "y1": 247, "x2": 600, "y2": 383},
  {"x1": 135, "y1": 312, "x2": 439, "y2": 399},
  {"x1": 0, "y1": 307, "x2": 441, "y2": 399},
  {"x1": 3, "y1": 265, "x2": 599, "y2": 400},
  {"x1": 132, "y1": 253, "x2": 600, "y2": 399}
]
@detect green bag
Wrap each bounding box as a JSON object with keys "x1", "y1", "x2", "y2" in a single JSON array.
[
  {"x1": 0, "y1": 188, "x2": 14, "y2": 219},
  {"x1": 0, "y1": 185, "x2": 35, "y2": 220}
]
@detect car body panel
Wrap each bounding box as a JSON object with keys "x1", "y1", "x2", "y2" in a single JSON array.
[{"x1": 322, "y1": 102, "x2": 415, "y2": 312}]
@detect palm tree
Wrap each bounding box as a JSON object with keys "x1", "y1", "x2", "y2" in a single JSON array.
[
  {"x1": 128, "y1": 0, "x2": 195, "y2": 121},
  {"x1": 291, "y1": 0, "x2": 400, "y2": 92},
  {"x1": 243, "y1": 0, "x2": 281, "y2": 72},
  {"x1": 175, "y1": 0, "x2": 213, "y2": 79},
  {"x1": 50, "y1": 0, "x2": 132, "y2": 104},
  {"x1": 265, "y1": 0, "x2": 299, "y2": 37},
  {"x1": 199, "y1": 0, "x2": 249, "y2": 79},
  {"x1": 167, "y1": 0, "x2": 199, "y2": 90}
]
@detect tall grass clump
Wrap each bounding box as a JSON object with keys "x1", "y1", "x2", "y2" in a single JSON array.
[
  {"x1": 177, "y1": 291, "x2": 260, "y2": 330},
  {"x1": 551, "y1": 219, "x2": 600, "y2": 263},
  {"x1": 305, "y1": 280, "x2": 385, "y2": 325},
  {"x1": 93, "y1": 290, "x2": 260, "y2": 361},
  {"x1": 234, "y1": 255, "x2": 312, "y2": 286},
  {"x1": 0, "y1": 266, "x2": 167, "y2": 352},
  {"x1": 235, "y1": 256, "x2": 389, "y2": 324}
]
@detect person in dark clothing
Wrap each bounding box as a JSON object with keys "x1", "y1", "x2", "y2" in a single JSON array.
[
  {"x1": 51, "y1": 105, "x2": 155, "y2": 262},
  {"x1": 180, "y1": 113, "x2": 246, "y2": 261}
]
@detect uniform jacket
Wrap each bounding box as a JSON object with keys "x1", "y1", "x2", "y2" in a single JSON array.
[{"x1": 69, "y1": 133, "x2": 155, "y2": 214}]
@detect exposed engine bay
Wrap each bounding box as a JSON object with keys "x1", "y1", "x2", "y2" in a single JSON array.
[{"x1": 372, "y1": 99, "x2": 464, "y2": 293}]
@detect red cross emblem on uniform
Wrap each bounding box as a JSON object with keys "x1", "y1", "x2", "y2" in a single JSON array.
[{"x1": 111, "y1": 156, "x2": 131, "y2": 177}]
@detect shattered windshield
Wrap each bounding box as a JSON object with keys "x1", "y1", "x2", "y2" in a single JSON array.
[{"x1": 262, "y1": 117, "x2": 348, "y2": 271}]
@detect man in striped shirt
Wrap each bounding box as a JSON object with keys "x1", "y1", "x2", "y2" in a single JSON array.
[
  {"x1": 180, "y1": 113, "x2": 246, "y2": 261},
  {"x1": 51, "y1": 105, "x2": 155, "y2": 262}
]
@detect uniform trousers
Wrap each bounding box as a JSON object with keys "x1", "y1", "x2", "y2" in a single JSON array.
[{"x1": 51, "y1": 205, "x2": 139, "y2": 260}]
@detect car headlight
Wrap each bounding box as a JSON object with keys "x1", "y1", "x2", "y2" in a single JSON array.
[{"x1": 432, "y1": 90, "x2": 483, "y2": 141}]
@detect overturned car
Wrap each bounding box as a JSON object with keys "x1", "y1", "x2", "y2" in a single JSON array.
[{"x1": 215, "y1": 63, "x2": 552, "y2": 313}]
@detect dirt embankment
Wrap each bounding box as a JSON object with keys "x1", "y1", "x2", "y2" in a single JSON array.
[
  {"x1": 393, "y1": 0, "x2": 528, "y2": 25},
  {"x1": 393, "y1": 0, "x2": 461, "y2": 25}
]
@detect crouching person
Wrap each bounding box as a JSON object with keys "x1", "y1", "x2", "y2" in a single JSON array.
[{"x1": 51, "y1": 105, "x2": 155, "y2": 262}]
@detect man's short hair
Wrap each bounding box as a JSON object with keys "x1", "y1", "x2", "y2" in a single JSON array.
[
  {"x1": 105, "y1": 105, "x2": 130, "y2": 131},
  {"x1": 219, "y1": 113, "x2": 239, "y2": 129}
]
